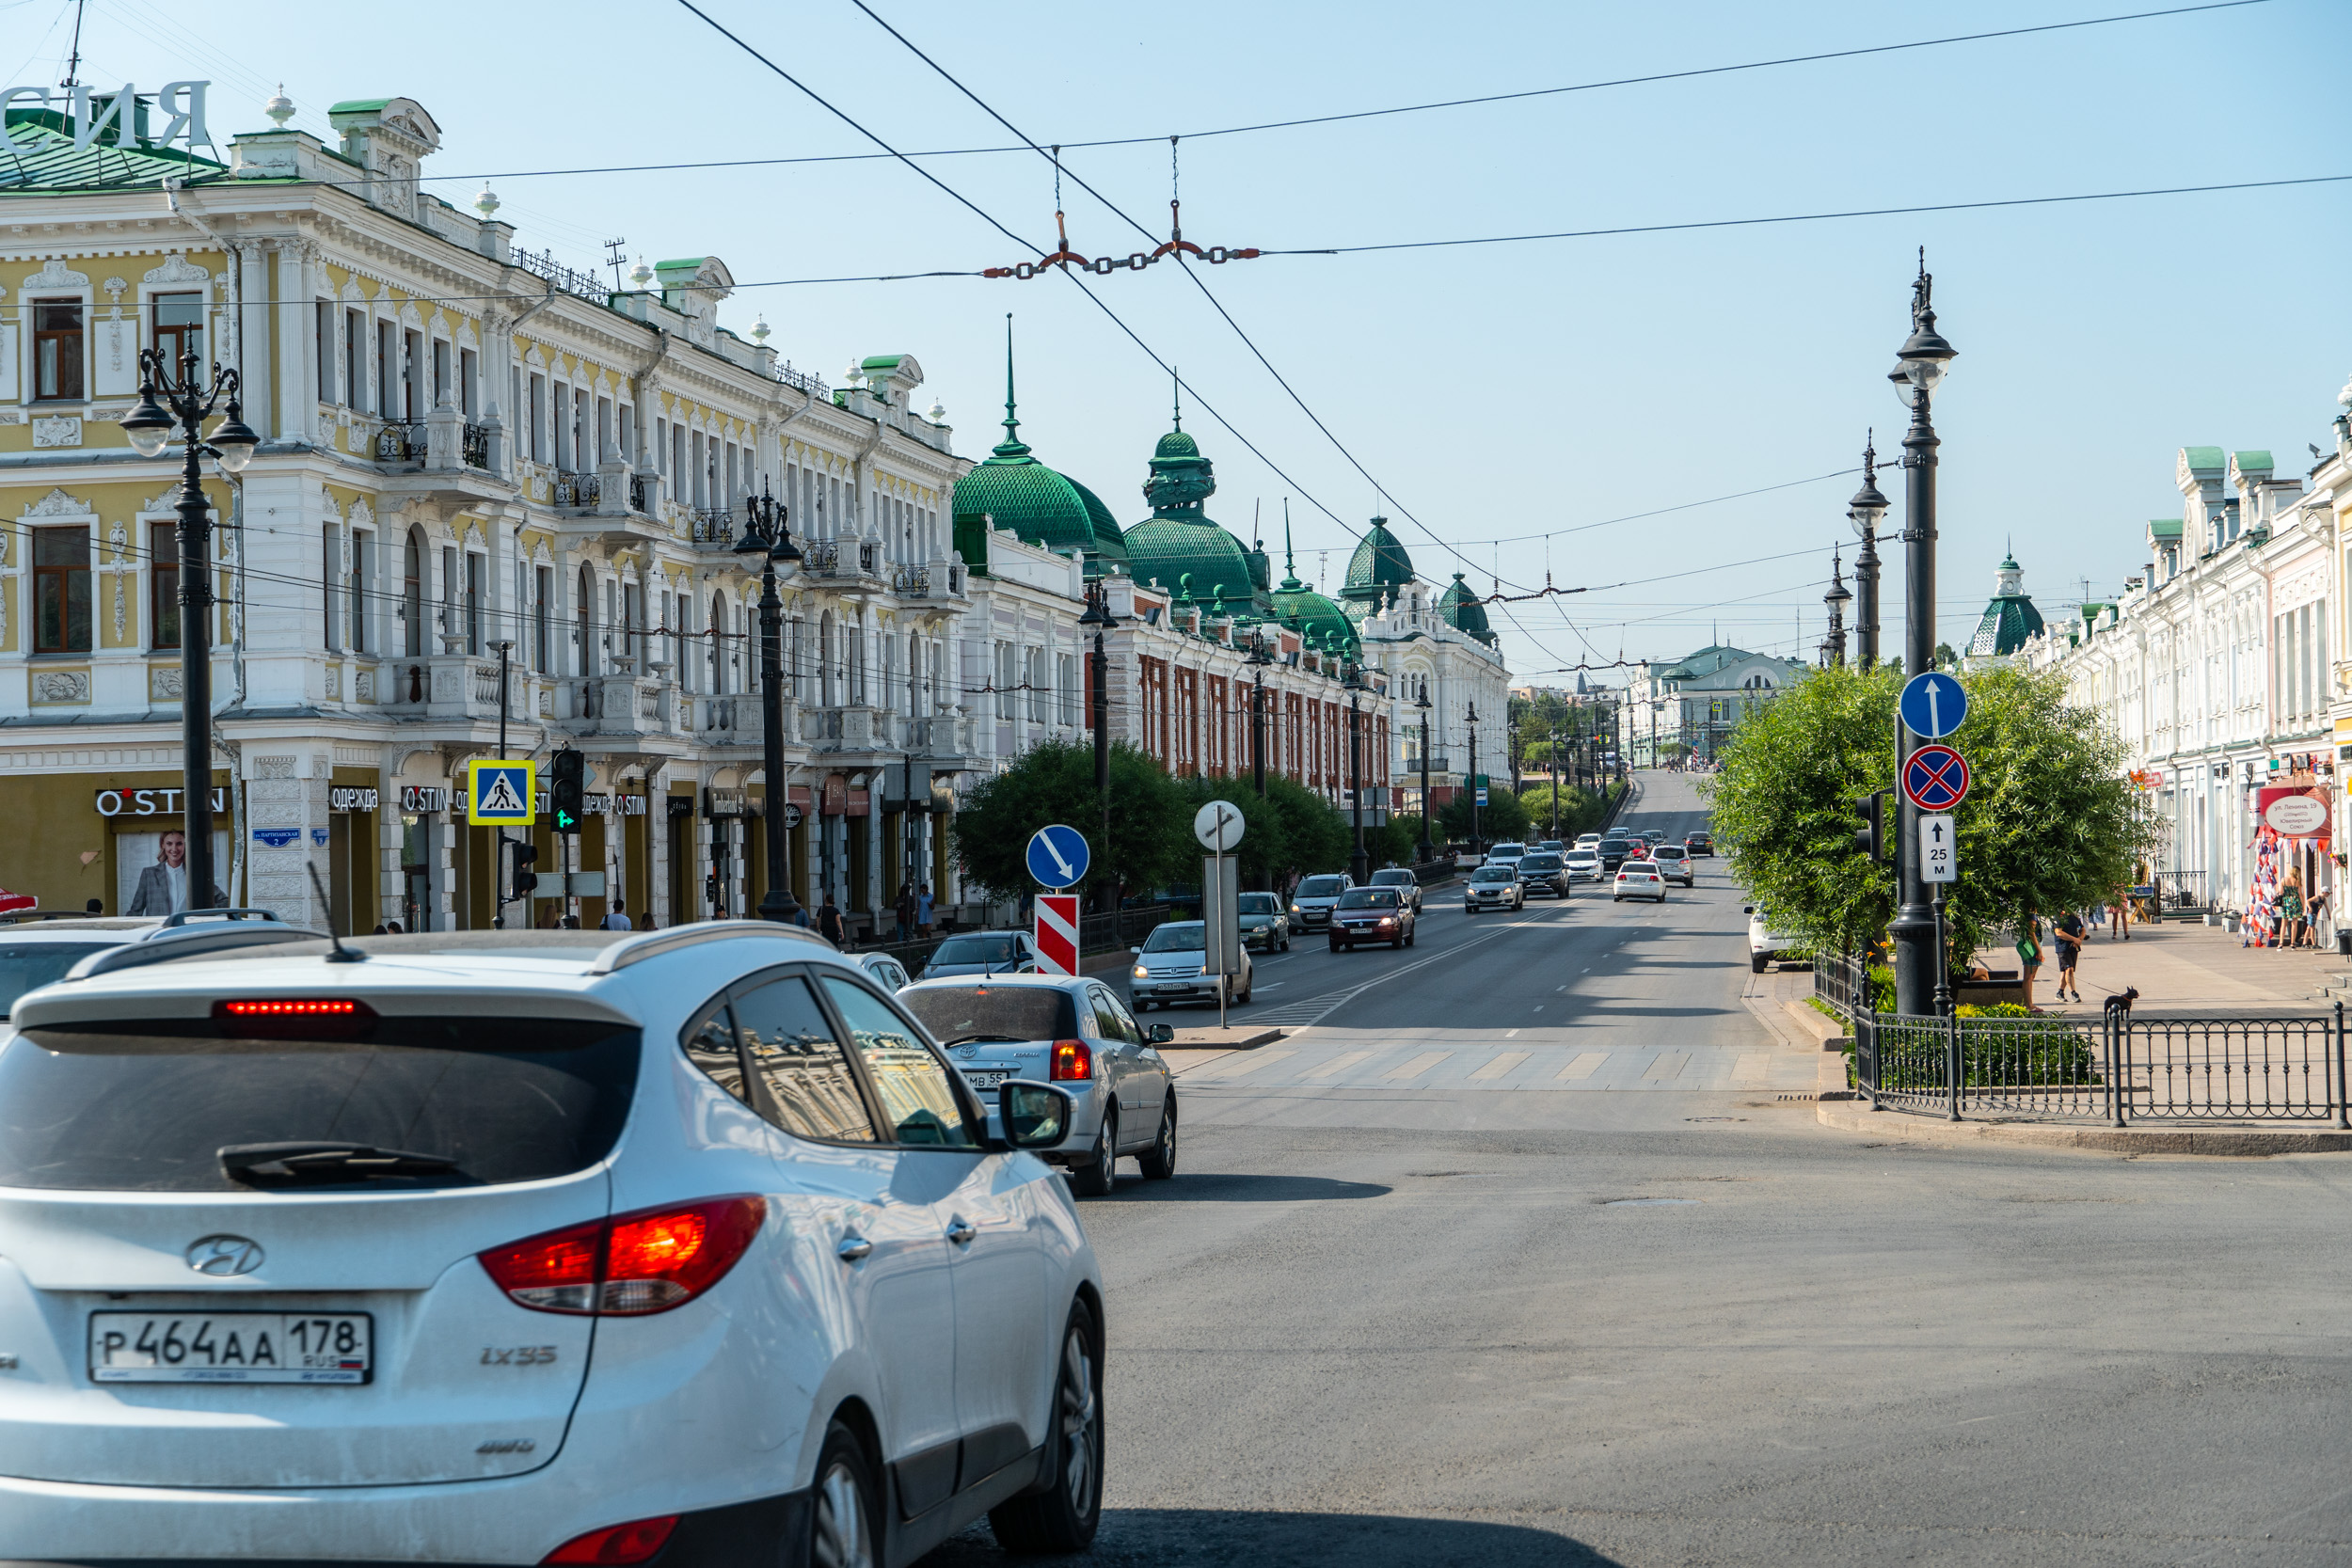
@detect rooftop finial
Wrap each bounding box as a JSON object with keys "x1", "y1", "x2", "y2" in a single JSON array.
[
  {"x1": 1172, "y1": 365, "x2": 1182, "y2": 432},
  {"x1": 1000, "y1": 312, "x2": 1022, "y2": 448},
  {"x1": 265, "y1": 84, "x2": 295, "y2": 128}
]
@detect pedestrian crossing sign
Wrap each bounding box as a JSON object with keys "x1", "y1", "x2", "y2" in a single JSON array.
[{"x1": 467, "y1": 760, "x2": 535, "y2": 826}]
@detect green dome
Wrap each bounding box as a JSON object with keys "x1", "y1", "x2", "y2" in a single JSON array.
[
  {"x1": 1341, "y1": 515, "x2": 1414, "y2": 617},
  {"x1": 1438, "y1": 573, "x2": 1497, "y2": 645},
  {"x1": 951, "y1": 326, "x2": 1120, "y2": 572},
  {"x1": 1067, "y1": 477, "x2": 1130, "y2": 569},
  {"x1": 1123, "y1": 420, "x2": 1268, "y2": 612},
  {"x1": 1264, "y1": 518, "x2": 1359, "y2": 655}
]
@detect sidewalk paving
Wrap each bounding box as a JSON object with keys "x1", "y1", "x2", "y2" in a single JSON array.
[{"x1": 2046, "y1": 915, "x2": 2340, "y2": 1014}]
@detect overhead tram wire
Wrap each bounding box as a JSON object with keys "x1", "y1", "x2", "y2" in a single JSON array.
[
  {"x1": 671, "y1": 0, "x2": 1398, "y2": 574},
  {"x1": 840, "y1": 0, "x2": 1548, "y2": 598},
  {"x1": 418, "y1": 1, "x2": 2275, "y2": 186}
]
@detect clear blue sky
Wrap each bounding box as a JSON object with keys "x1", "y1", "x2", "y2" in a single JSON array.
[{"x1": 21, "y1": 0, "x2": 2348, "y2": 680}]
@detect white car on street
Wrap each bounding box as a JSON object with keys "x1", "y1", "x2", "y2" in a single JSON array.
[
  {"x1": 0, "y1": 922, "x2": 1106, "y2": 1566},
  {"x1": 1613, "y1": 863, "x2": 1669, "y2": 902},
  {"x1": 1648, "y1": 843, "x2": 1695, "y2": 887},
  {"x1": 1747, "y1": 904, "x2": 1801, "y2": 973}
]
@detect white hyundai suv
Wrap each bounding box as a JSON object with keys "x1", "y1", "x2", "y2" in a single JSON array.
[{"x1": 0, "y1": 922, "x2": 1104, "y2": 1567}]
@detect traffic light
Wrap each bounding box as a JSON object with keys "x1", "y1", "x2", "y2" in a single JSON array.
[
  {"x1": 1853, "y1": 790, "x2": 1888, "y2": 863},
  {"x1": 550, "y1": 749, "x2": 584, "y2": 836},
  {"x1": 509, "y1": 840, "x2": 539, "y2": 902}
]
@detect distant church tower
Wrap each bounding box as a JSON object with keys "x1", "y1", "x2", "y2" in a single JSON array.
[{"x1": 1960, "y1": 552, "x2": 2045, "y2": 671}]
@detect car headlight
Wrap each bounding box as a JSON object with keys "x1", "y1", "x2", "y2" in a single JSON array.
[
  {"x1": 1133, "y1": 965, "x2": 1148, "y2": 979},
  {"x1": 1290, "y1": 903, "x2": 1302, "y2": 913},
  {"x1": 1377, "y1": 916, "x2": 1394, "y2": 927}
]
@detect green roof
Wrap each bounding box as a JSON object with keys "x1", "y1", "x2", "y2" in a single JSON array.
[
  {"x1": 2149, "y1": 518, "x2": 2183, "y2": 538},
  {"x1": 1066, "y1": 478, "x2": 1130, "y2": 567},
  {"x1": 1125, "y1": 421, "x2": 1269, "y2": 613},
  {"x1": 2180, "y1": 446, "x2": 2226, "y2": 472},
  {"x1": 1438, "y1": 574, "x2": 1496, "y2": 645},
  {"x1": 950, "y1": 337, "x2": 1121, "y2": 574},
  {"x1": 0, "y1": 106, "x2": 230, "y2": 192},
  {"x1": 1341, "y1": 516, "x2": 1414, "y2": 611},
  {"x1": 2233, "y1": 450, "x2": 2274, "y2": 471},
  {"x1": 327, "y1": 99, "x2": 396, "y2": 114}
]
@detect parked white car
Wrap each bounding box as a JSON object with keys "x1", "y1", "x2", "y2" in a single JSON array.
[
  {"x1": 1746, "y1": 904, "x2": 1801, "y2": 973},
  {"x1": 0, "y1": 922, "x2": 1105, "y2": 1565}
]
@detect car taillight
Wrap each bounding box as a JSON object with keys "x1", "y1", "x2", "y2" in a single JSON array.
[
  {"x1": 482, "y1": 1196, "x2": 765, "y2": 1316},
  {"x1": 1051, "y1": 1038, "x2": 1092, "y2": 1081},
  {"x1": 542, "y1": 1516, "x2": 679, "y2": 1565}
]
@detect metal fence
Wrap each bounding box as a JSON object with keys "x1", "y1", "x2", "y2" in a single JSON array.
[
  {"x1": 1849, "y1": 1001, "x2": 2350, "y2": 1127},
  {"x1": 1814, "y1": 951, "x2": 1874, "y2": 1017}
]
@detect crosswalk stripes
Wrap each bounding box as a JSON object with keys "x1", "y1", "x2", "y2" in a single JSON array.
[
  {"x1": 1557, "y1": 1051, "x2": 1609, "y2": 1080},
  {"x1": 1295, "y1": 1048, "x2": 1375, "y2": 1082},
  {"x1": 1641, "y1": 1053, "x2": 1690, "y2": 1082},
  {"x1": 1381, "y1": 1051, "x2": 1451, "y2": 1082},
  {"x1": 1470, "y1": 1051, "x2": 1530, "y2": 1081},
  {"x1": 1190, "y1": 1049, "x2": 1295, "y2": 1082}
]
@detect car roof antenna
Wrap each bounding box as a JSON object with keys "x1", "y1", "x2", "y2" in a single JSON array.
[{"x1": 305, "y1": 863, "x2": 367, "y2": 963}]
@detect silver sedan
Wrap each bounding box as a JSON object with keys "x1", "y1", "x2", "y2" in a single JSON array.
[{"x1": 899, "y1": 974, "x2": 1179, "y2": 1196}]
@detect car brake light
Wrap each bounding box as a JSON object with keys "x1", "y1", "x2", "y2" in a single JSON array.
[
  {"x1": 219, "y1": 998, "x2": 364, "y2": 1017},
  {"x1": 542, "y1": 1516, "x2": 680, "y2": 1565},
  {"x1": 1051, "y1": 1038, "x2": 1092, "y2": 1081},
  {"x1": 482, "y1": 1196, "x2": 765, "y2": 1317}
]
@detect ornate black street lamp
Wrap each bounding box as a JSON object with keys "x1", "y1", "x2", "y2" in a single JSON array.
[
  {"x1": 1078, "y1": 583, "x2": 1120, "y2": 911},
  {"x1": 1848, "y1": 436, "x2": 1887, "y2": 670},
  {"x1": 1822, "y1": 548, "x2": 1851, "y2": 668},
  {"x1": 1247, "y1": 628, "x2": 1271, "y2": 800},
  {"x1": 1344, "y1": 659, "x2": 1369, "y2": 883},
  {"x1": 120, "y1": 346, "x2": 257, "y2": 915},
  {"x1": 734, "y1": 483, "x2": 803, "y2": 924},
  {"x1": 1465, "y1": 701, "x2": 1482, "y2": 857},
  {"x1": 1887, "y1": 252, "x2": 1957, "y2": 1017},
  {"x1": 1414, "y1": 677, "x2": 1433, "y2": 863}
]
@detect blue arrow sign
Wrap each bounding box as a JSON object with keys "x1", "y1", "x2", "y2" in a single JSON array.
[
  {"x1": 1026, "y1": 824, "x2": 1090, "y2": 889},
  {"x1": 1899, "y1": 671, "x2": 1968, "y2": 740}
]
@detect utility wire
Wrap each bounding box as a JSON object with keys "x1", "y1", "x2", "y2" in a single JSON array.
[{"x1": 419, "y1": 1, "x2": 2275, "y2": 185}]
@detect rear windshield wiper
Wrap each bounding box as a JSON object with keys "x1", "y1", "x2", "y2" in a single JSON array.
[
  {"x1": 220, "y1": 1141, "x2": 460, "y2": 1184},
  {"x1": 941, "y1": 1034, "x2": 1029, "y2": 1048}
]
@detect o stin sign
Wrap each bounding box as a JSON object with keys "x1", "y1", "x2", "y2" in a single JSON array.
[
  {"x1": 95, "y1": 787, "x2": 229, "y2": 818},
  {"x1": 0, "y1": 82, "x2": 211, "y2": 157}
]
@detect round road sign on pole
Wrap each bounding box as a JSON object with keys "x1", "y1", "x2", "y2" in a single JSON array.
[
  {"x1": 1193, "y1": 800, "x2": 1246, "y2": 853},
  {"x1": 1899, "y1": 672, "x2": 1968, "y2": 740},
  {"x1": 1902, "y1": 744, "x2": 1971, "y2": 811},
  {"x1": 1025, "y1": 824, "x2": 1091, "y2": 889}
]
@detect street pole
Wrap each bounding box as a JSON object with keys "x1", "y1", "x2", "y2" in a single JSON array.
[
  {"x1": 119, "y1": 345, "x2": 259, "y2": 916},
  {"x1": 1080, "y1": 585, "x2": 1120, "y2": 912},
  {"x1": 1887, "y1": 253, "x2": 1957, "y2": 1018},
  {"x1": 492, "y1": 640, "x2": 512, "y2": 927},
  {"x1": 1466, "y1": 702, "x2": 1481, "y2": 857},
  {"x1": 1550, "y1": 726, "x2": 1561, "y2": 838},
  {"x1": 1346, "y1": 663, "x2": 1369, "y2": 882},
  {"x1": 737, "y1": 484, "x2": 803, "y2": 924},
  {"x1": 1850, "y1": 436, "x2": 1886, "y2": 670},
  {"x1": 1249, "y1": 633, "x2": 1269, "y2": 800},
  {"x1": 1415, "y1": 680, "x2": 1434, "y2": 863}
]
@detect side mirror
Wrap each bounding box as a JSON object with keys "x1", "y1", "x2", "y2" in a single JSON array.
[
  {"x1": 1742, "y1": 905, "x2": 1755, "y2": 914},
  {"x1": 1129, "y1": 945, "x2": 1141, "y2": 955},
  {"x1": 1147, "y1": 1022, "x2": 1174, "y2": 1045},
  {"x1": 998, "y1": 1081, "x2": 1073, "y2": 1149}
]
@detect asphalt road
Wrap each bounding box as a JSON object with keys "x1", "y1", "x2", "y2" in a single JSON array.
[{"x1": 942, "y1": 772, "x2": 2352, "y2": 1567}]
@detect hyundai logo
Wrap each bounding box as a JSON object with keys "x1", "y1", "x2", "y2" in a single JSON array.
[{"x1": 186, "y1": 1235, "x2": 265, "y2": 1276}]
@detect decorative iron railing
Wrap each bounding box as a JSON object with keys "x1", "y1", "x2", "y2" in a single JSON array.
[
  {"x1": 551, "y1": 472, "x2": 599, "y2": 508},
  {"x1": 460, "y1": 422, "x2": 491, "y2": 469},
  {"x1": 512, "y1": 245, "x2": 612, "y2": 304},
  {"x1": 690, "y1": 508, "x2": 736, "y2": 546},
  {"x1": 375, "y1": 420, "x2": 425, "y2": 461},
  {"x1": 775, "y1": 361, "x2": 830, "y2": 398},
  {"x1": 629, "y1": 473, "x2": 651, "y2": 514}
]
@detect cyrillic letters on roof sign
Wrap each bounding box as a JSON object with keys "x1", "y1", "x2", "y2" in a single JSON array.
[{"x1": 0, "y1": 82, "x2": 211, "y2": 157}]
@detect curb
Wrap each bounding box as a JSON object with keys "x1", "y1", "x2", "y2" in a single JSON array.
[
  {"x1": 1782, "y1": 997, "x2": 1847, "y2": 1049},
  {"x1": 1815, "y1": 1099, "x2": 2352, "y2": 1156}
]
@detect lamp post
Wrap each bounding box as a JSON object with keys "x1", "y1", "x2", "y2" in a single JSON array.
[
  {"x1": 1415, "y1": 679, "x2": 1433, "y2": 863},
  {"x1": 734, "y1": 482, "x2": 804, "y2": 924},
  {"x1": 490, "y1": 639, "x2": 514, "y2": 927},
  {"x1": 1887, "y1": 252, "x2": 1958, "y2": 1018},
  {"x1": 1822, "y1": 549, "x2": 1851, "y2": 668},
  {"x1": 1465, "y1": 701, "x2": 1482, "y2": 857},
  {"x1": 1248, "y1": 629, "x2": 1271, "y2": 800},
  {"x1": 1345, "y1": 660, "x2": 1369, "y2": 882},
  {"x1": 1849, "y1": 435, "x2": 1887, "y2": 670},
  {"x1": 1078, "y1": 583, "x2": 1120, "y2": 912},
  {"x1": 119, "y1": 345, "x2": 258, "y2": 915}
]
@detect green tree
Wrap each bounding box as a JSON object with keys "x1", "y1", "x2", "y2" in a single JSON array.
[
  {"x1": 1438, "y1": 786, "x2": 1529, "y2": 845},
  {"x1": 949, "y1": 740, "x2": 1191, "y2": 901},
  {"x1": 1516, "y1": 782, "x2": 1609, "y2": 840},
  {"x1": 1263, "y1": 774, "x2": 1352, "y2": 879},
  {"x1": 1702, "y1": 663, "x2": 2155, "y2": 964}
]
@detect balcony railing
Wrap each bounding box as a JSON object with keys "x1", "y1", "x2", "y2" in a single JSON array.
[
  {"x1": 551, "y1": 472, "x2": 599, "y2": 509},
  {"x1": 375, "y1": 420, "x2": 426, "y2": 461},
  {"x1": 630, "y1": 473, "x2": 651, "y2": 513},
  {"x1": 892, "y1": 563, "x2": 930, "y2": 596},
  {"x1": 513, "y1": 245, "x2": 612, "y2": 304},
  {"x1": 690, "y1": 507, "x2": 737, "y2": 546},
  {"x1": 775, "y1": 361, "x2": 830, "y2": 398},
  {"x1": 461, "y1": 422, "x2": 491, "y2": 470}
]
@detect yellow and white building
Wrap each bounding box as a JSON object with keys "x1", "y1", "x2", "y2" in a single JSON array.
[{"x1": 0, "y1": 87, "x2": 981, "y2": 934}]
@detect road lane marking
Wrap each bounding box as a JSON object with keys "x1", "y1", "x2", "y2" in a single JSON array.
[
  {"x1": 1470, "y1": 1052, "x2": 1529, "y2": 1081},
  {"x1": 1558, "y1": 1052, "x2": 1609, "y2": 1080},
  {"x1": 1298, "y1": 1049, "x2": 1375, "y2": 1082},
  {"x1": 1504, "y1": 1028, "x2": 1520, "y2": 1038},
  {"x1": 1383, "y1": 1051, "x2": 1451, "y2": 1081},
  {"x1": 1190, "y1": 1050, "x2": 1295, "y2": 1081},
  {"x1": 1642, "y1": 1052, "x2": 1690, "y2": 1082}
]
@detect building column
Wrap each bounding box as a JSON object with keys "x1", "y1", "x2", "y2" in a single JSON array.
[{"x1": 239, "y1": 244, "x2": 274, "y2": 437}]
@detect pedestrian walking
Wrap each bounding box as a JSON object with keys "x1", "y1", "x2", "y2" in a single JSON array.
[
  {"x1": 895, "y1": 881, "x2": 918, "y2": 944},
  {"x1": 2053, "y1": 909, "x2": 2086, "y2": 1004},
  {"x1": 598, "y1": 908, "x2": 632, "y2": 931},
  {"x1": 2308, "y1": 886, "x2": 2331, "y2": 949},
  {"x1": 639, "y1": 910, "x2": 658, "y2": 931},
  {"x1": 917, "y1": 886, "x2": 936, "y2": 938},
  {"x1": 2107, "y1": 885, "x2": 2130, "y2": 941},
  {"x1": 2016, "y1": 909, "x2": 2044, "y2": 1011},
  {"x1": 816, "y1": 894, "x2": 847, "y2": 947}
]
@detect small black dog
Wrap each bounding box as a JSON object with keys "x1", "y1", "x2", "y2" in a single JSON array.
[{"x1": 2103, "y1": 986, "x2": 2140, "y2": 1022}]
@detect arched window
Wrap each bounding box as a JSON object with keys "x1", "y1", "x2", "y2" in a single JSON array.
[
  {"x1": 402, "y1": 527, "x2": 424, "y2": 657},
  {"x1": 577, "y1": 564, "x2": 596, "y2": 676}
]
